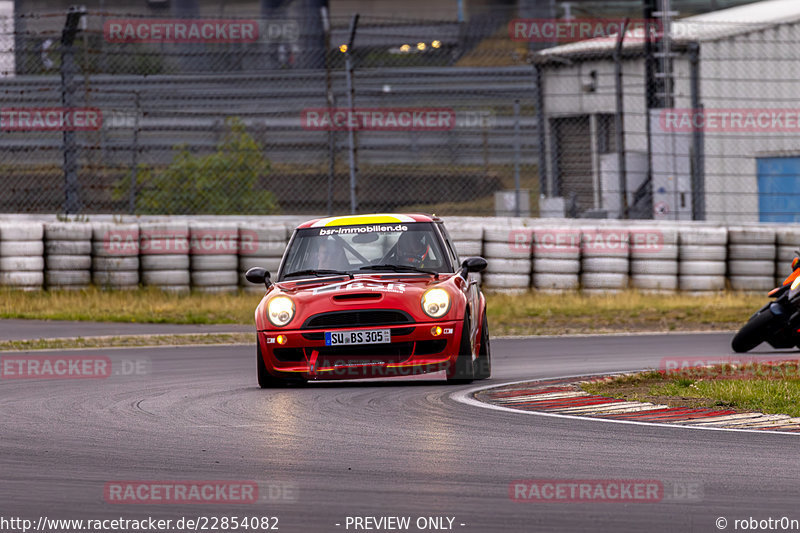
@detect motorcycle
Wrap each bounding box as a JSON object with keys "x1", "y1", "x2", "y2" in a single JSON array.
[{"x1": 731, "y1": 254, "x2": 800, "y2": 353}]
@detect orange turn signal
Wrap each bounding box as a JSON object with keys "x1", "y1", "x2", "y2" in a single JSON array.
[
  {"x1": 276, "y1": 334, "x2": 288, "y2": 345},
  {"x1": 430, "y1": 326, "x2": 442, "y2": 336}
]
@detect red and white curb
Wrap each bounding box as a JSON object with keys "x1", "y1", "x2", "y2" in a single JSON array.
[{"x1": 452, "y1": 376, "x2": 800, "y2": 435}]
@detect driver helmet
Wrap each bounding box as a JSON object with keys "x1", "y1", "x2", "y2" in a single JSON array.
[{"x1": 396, "y1": 232, "x2": 429, "y2": 266}]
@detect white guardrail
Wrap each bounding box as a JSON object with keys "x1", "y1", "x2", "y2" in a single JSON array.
[{"x1": 0, "y1": 215, "x2": 796, "y2": 293}]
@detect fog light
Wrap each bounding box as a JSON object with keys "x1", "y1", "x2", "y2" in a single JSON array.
[
  {"x1": 276, "y1": 334, "x2": 288, "y2": 345},
  {"x1": 431, "y1": 326, "x2": 442, "y2": 336}
]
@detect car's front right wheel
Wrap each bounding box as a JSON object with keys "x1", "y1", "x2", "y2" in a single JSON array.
[
  {"x1": 447, "y1": 314, "x2": 475, "y2": 384},
  {"x1": 473, "y1": 309, "x2": 491, "y2": 380},
  {"x1": 257, "y1": 342, "x2": 306, "y2": 388}
]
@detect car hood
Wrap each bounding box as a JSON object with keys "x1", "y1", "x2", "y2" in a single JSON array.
[{"x1": 275, "y1": 273, "x2": 451, "y2": 298}]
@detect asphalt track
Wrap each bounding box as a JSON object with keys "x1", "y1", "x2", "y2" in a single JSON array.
[{"x1": 2, "y1": 330, "x2": 800, "y2": 533}]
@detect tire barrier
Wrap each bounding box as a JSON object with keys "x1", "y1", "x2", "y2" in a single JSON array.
[
  {"x1": 678, "y1": 227, "x2": 727, "y2": 293},
  {"x1": 630, "y1": 226, "x2": 679, "y2": 292},
  {"x1": 481, "y1": 225, "x2": 530, "y2": 291},
  {"x1": 580, "y1": 227, "x2": 629, "y2": 292},
  {"x1": 139, "y1": 222, "x2": 190, "y2": 293},
  {"x1": 727, "y1": 226, "x2": 776, "y2": 292},
  {"x1": 448, "y1": 225, "x2": 483, "y2": 261},
  {"x1": 44, "y1": 221, "x2": 92, "y2": 290},
  {"x1": 0, "y1": 218, "x2": 797, "y2": 293},
  {"x1": 0, "y1": 222, "x2": 44, "y2": 290},
  {"x1": 238, "y1": 223, "x2": 288, "y2": 293},
  {"x1": 189, "y1": 222, "x2": 239, "y2": 293},
  {"x1": 530, "y1": 225, "x2": 580, "y2": 291},
  {"x1": 92, "y1": 223, "x2": 139, "y2": 290}
]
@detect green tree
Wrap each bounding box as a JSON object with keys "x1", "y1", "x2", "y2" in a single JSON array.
[{"x1": 117, "y1": 117, "x2": 278, "y2": 214}]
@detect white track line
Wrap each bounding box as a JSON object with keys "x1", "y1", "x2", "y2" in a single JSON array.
[{"x1": 451, "y1": 374, "x2": 800, "y2": 436}]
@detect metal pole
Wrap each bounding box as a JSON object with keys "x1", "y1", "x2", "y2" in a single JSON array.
[
  {"x1": 689, "y1": 42, "x2": 704, "y2": 221},
  {"x1": 533, "y1": 63, "x2": 549, "y2": 197},
  {"x1": 128, "y1": 91, "x2": 140, "y2": 215},
  {"x1": 321, "y1": 6, "x2": 335, "y2": 216},
  {"x1": 513, "y1": 99, "x2": 521, "y2": 217},
  {"x1": 60, "y1": 6, "x2": 86, "y2": 214},
  {"x1": 642, "y1": 0, "x2": 657, "y2": 218},
  {"x1": 613, "y1": 20, "x2": 628, "y2": 219},
  {"x1": 345, "y1": 14, "x2": 359, "y2": 214}
]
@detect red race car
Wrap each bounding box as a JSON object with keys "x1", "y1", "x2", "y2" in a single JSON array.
[{"x1": 245, "y1": 213, "x2": 491, "y2": 387}]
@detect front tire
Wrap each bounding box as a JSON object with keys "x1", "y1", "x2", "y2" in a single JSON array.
[
  {"x1": 447, "y1": 314, "x2": 474, "y2": 384},
  {"x1": 474, "y1": 310, "x2": 492, "y2": 380},
  {"x1": 731, "y1": 310, "x2": 778, "y2": 353}
]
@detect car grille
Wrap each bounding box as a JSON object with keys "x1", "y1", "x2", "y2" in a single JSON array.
[{"x1": 302, "y1": 310, "x2": 412, "y2": 329}]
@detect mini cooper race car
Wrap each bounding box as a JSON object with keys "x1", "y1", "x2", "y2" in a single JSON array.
[{"x1": 245, "y1": 213, "x2": 491, "y2": 387}]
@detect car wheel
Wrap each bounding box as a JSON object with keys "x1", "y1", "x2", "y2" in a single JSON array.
[
  {"x1": 447, "y1": 314, "x2": 474, "y2": 384},
  {"x1": 257, "y1": 342, "x2": 305, "y2": 388},
  {"x1": 474, "y1": 310, "x2": 491, "y2": 380}
]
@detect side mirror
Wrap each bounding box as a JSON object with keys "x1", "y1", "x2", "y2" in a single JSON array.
[
  {"x1": 460, "y1": 256, "x2": 488, "y2": 278},
  {"x1": 245, "y1": 267, "x2": 272, "y2": 288}
]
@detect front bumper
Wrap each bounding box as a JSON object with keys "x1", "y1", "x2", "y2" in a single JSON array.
[{"x1": 258, "y1": 320, "x2": 461, "y2": 380}]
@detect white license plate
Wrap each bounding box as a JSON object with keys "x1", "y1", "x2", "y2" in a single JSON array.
[{"x1": 324, "y1": 329, "x2": 391, "y2": 346}]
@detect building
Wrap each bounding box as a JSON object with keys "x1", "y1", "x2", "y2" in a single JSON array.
[{"x1": 534, "y1": 0, "x2": 800, "y2": 222}]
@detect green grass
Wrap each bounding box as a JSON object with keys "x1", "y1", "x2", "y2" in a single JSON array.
[
  {"x1": 583, "y1": 363, "x2": 800, "y2": 417},
  {"x1": 0, "y1": 287, "x2": 764, "y2": 336},
  {"x1": 0, "y1": 287, "x2": 257, "y2": 325},
  {"x1": 485, "y1": 290, "x2": 764, "y2": 335},
  {"x1": 652, "y1": 379, "x2": 800, "y2": 417}
]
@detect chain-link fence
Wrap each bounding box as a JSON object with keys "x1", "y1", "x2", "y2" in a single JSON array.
[
  {"x1": 532, "y1": 2, "x2": 800, "y2": 224},
  {"x1": 1, "y1": 6, "x2": 539, "y2": 216},
  {"x1": 5, "y1": 1, "x2": 798, "y2": 223}
]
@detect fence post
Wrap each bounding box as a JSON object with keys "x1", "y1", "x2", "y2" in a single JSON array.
[
  {"x1": 689, "y1": 41, "x2": 704, "y2": 221},
  {"x1": 321, "y1": 6, "x2": 335, "y2": 216},
  {"x1": 532, "y1": 62, "x2": 548, "y2": 197},
  {"x1": 613, "y1": 20, "x2": 628, "y2": 219},
  {"x1": 60, "y1": 6, "x2": 86, "y2": 214},
  {"x1": 513, "y1": 99, "x2": 521, "y2": 217},
  {"x1": 345, "y1": 14, "x2": 359, "y2": 215},
  {"x1": 128, "y1": 90, "x2": 140, "y2": 215}
]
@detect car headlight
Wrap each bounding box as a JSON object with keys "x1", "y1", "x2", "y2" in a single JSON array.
[
  {"x1": 267, "y1": 295, "x2": 295, "y2": 327},
  {"x1": 421, "y1": 288, "x2": 450, "y2": 318}
]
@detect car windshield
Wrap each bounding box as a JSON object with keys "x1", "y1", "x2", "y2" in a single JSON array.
[{"x1": 280, "y1": 222, "x2": 451, "y2": 279}]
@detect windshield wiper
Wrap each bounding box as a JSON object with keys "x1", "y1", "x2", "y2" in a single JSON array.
[
  {"x1": 284, "y1": 269, "x2": 353, "y2": 279},
  {"x1": 359, "y1": 264, "x2": 438, "y2": 278}
]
